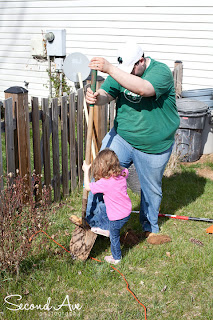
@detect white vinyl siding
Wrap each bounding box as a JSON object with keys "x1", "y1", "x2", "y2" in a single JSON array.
[{"x1": 0, "y1": 0, "x2": 213, "y2": 99}]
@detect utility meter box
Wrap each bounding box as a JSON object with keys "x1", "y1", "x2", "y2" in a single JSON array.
[
  {"x1": 31, "y1": 35, "x2": 46, "y2": 58},
  {"x1": 46, "y1": 29, "x2": 66, "y2": 57}
]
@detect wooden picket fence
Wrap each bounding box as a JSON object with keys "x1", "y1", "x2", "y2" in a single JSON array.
[
  {"x1": 1, "y1": 88, "x2": 116, "y2": 202},
  {"x1": 0, "y1": 61, "x2": 182, "y2": 202}
]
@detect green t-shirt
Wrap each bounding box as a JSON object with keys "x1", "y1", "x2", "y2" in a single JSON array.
[{"x1": 101, "y1": 58, "x2": 180, "y2": 154}]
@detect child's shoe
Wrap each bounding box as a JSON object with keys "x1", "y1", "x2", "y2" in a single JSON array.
[
  {"x1": 104, "y1": 255, "x2": 121, "y2": 265},
  {"x1": 91, "y1": 227, "x2": 110, "y2": 237}
]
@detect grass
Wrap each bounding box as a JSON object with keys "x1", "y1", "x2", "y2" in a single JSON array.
[{"x1": 1, "y1": 161, "x2": 213, "y2": 320}]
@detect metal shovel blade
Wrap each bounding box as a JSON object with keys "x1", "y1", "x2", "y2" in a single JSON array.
[{"x1": 69, "y1": 225, "x2": 97, "y2": 261}]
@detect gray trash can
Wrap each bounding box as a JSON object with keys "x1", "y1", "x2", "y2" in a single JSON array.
[
  {"x1": 174, "y1": 98, "x2": 208, "y2": 162},
  {"x1": 201, "y1": 106, "x2": 213, "y2": 154},
  {"x1": 180, "y1": 88, "x2": 213, "y2": 155}
]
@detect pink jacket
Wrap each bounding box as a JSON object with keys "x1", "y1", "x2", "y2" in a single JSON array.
[{"x1": 89, "y1": 168, "x2": 132, "y2": 221}]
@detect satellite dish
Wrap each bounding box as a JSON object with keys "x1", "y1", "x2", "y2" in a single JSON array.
[{"x1": 63, "y1": 52, "x2": 90, "y2": 82}]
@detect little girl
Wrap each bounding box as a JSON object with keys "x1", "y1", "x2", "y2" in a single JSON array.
[{"x1": 82, "y1": 148, "x2": 132, "y2": 265}]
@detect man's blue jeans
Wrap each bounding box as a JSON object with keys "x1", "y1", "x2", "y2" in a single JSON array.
[
  {"x1": 109, "y1": 215, "x2": 130, "y2": 260},
  {"x1": 86, "y1": 128, "x2": 173, "y2": 233}
]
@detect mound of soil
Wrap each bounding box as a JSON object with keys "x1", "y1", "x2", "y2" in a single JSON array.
[
  {"x1": 183, "y1": 154, "x2": 213, "y2": 181},
  {"x1": 120, "y1": 229, "x2": 144, "y2": 246}
]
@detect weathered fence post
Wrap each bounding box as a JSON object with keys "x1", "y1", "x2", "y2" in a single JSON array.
[
  {"x1": 4, "y1": 87, "x2": 22, "y2": 171},
  {"x1": 4, "y1": 97, "x2": 15, "y2": 183},
  {"x1": 173, "y1": 61, "x2": 183, "y2": 98},
  {"x1": 52, "y1": 98, "x2": 61, "y2": 201},
  {"x1": 77, "y1": 88, "x2": 84, "y2": 187},
  {"x1": 15, "y1": 89, "x2": 31, "y2": 186},
  {"x1": 4, "y1": 87, "x2": 31, "y2": 193},
  {"x1": 69, "y1": 93, "x2": 77, "y2": 191},
  {"x1": 42, "y1": 98, "x2": 51, "y2": 202},
  {"x1": 61, "y1": 95, "x2": 69, "y2": 197},
  {"x1": 31, "y1": 96, "x2": 42, "y2": 201}
]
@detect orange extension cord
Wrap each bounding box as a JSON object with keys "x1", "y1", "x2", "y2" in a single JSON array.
[{"x1": 29, "y1": 230, "x2": 147, "y2": 320}]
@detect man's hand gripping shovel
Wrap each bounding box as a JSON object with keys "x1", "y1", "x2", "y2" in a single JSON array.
[{"x1": 69, "y1": 70, "x2": 98, "y2": 261}]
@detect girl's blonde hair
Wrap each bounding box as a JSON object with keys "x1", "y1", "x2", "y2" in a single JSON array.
[{"x1": 92, "y1": 149, "x2": 124, "y2": 181}]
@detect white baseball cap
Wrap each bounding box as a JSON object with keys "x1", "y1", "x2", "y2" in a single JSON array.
[{"x1": 117, "y1": 42, "x2": 144, "y2": 73}]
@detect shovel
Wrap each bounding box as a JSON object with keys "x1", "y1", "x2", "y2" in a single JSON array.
[
  {"x1": 69, "y1": 69, "x2": 98, "y2": 260},
  {"x1": 63, "y1": 53, "x2": 98, "y2": 260}
]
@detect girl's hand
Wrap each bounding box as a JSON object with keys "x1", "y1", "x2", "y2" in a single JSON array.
[{"x1": 82, "y1": 161, "x2": 91, "y2": 172}]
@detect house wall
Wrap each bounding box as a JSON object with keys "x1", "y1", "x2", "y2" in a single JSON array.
[{"x1": 0, "y1": 0, "x2": 213, "y2": 100}]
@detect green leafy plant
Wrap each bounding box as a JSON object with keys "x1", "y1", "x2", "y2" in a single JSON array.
[{"x1": 46, "y1": 70, "x2": 73, "y2": 98}]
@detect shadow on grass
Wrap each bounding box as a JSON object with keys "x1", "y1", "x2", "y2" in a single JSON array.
[
  {"x1": 128, "y1": 170, "x2": 207, "y2": 231},
  {"x1": 89, "y1": 236, "x2": 111, "y2": 259},
  {"x1": 161, "y1": 170, "x2": 206, "y2": 214}
]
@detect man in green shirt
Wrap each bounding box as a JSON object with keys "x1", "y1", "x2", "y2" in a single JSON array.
[{"x1": 86, "y1": 41, "x2": 180, "y2": 243}]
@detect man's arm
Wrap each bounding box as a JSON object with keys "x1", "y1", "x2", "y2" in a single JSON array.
[
  {"x1": 109, "y1": 66, "x2": 155, "y2": 97},
  {"x1": 89, "y1": 57, "x2": 155, "y2": 97}
]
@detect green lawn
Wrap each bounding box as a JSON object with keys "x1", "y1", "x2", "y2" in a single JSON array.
[{"x1": 1, "y1": 161, "x2": 213, "y2": 320}]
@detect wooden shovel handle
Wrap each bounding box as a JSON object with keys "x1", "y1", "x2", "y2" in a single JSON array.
[
  {"x1": 82, "y1": 70, "x2": 97, "y2": 225},
  {"x1": 85, "y1": 69, "x2": 97, "y2": 163}
]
